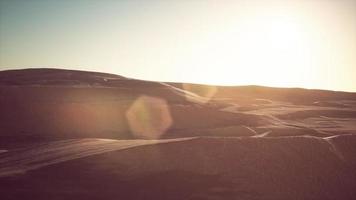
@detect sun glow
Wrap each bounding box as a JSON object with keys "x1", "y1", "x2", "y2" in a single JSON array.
[
  {"x1": 1, "y1": 0, "x2": 355, "y2": 91},
  {"x1": 151, "y1": 1, "x2": 355, "y2": 91},
  {"x1": 203, "y1": 13, "x2": 313, "y2": 87},
  {"x1": 164, "y1": 11, "x2": 316, "y2": 89}
]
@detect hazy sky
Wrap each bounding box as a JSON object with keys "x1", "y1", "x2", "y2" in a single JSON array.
[{"x1": 0, "y1": 0, "x2": 355, "y2": 91}]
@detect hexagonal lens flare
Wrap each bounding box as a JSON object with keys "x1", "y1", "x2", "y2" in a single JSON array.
[{"x1": 126, "y1": 96, "x2": 172, "y2": 139}]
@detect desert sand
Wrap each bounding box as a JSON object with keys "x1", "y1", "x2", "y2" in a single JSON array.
[{"x1": 0, "y1": 68, "x2": 355, "y2": 200}]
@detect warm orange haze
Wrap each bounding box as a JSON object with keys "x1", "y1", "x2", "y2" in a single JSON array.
[
  {"x1": 1, "y1": 0, "x2": 356, "y2": 200},
  {"x1": 0, "y1": 0, "x2": 355, "y2": 91}
]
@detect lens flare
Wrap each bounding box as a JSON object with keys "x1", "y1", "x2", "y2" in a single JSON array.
[{"x1": 126, "y1": 96, "x2": 172, "y2": 139}]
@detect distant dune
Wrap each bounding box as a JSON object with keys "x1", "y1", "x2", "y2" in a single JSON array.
[{"x1": 1, "y1": 68, "x2": 355, "y2": 200}]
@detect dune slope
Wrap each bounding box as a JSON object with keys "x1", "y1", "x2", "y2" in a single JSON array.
[
  {"x1": 1, "y1": 135, "x2": 356, "y2": 200},
  {"x1": 1, "y1": 68, "x2": 356, "y2": 200}
]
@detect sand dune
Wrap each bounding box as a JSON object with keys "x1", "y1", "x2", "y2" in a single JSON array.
[
  {"x1": 1, "y1": 135, "x2": 355, "y2": 200},
  {"x1": 0, "y1": 150, "x2": 8, "y2": 154},
  {"x1": 0, "y1": 137, "x2": 194, "y2": 177},
  {"x1": 1, "y1": 68, "x2": 356, "y2": 200}
]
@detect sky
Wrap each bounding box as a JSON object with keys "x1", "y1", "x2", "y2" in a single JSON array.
[{"x1": 0, "y1": 0, "x2": 355, "y2": 92}]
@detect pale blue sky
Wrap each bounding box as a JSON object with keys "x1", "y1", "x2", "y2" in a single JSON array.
[{"x1": 1, "y1": 0, "x2": 355, "y2": 91}]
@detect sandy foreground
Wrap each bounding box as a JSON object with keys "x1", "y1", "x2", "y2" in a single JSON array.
[{"x1": 0, "y1": 69, "x2": 355, "y2": 200}]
